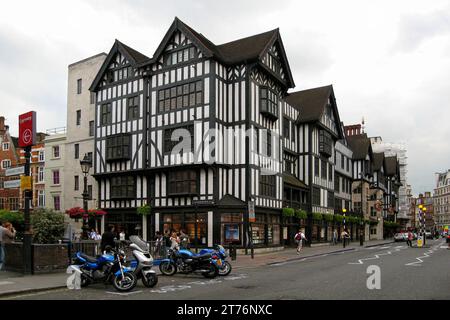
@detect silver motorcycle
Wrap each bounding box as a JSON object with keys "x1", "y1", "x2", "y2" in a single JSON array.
[{"x1": 128, "y1": 236, "x2": 158, "y2": 288}]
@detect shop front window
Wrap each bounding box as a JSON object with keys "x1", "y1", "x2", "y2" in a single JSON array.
[{"x1": 162, "y1": 212, "x2": 207, "y2": 246}]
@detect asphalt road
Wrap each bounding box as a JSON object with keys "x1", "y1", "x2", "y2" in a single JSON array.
[{"x1": 6, "y1": 239, "x2": 450, "y2": 300}]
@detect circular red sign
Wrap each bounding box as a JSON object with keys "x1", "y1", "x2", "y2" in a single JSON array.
[{"x1": 22, "y1": 129, "x2": 32, "y2": 144}]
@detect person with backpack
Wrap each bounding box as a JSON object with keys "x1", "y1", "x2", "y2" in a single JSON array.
[{"x1": 294, "y1": 229, "x2": 307, "y2": 254}]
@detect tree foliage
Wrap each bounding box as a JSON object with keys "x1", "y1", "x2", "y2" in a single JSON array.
[{"x1": 31, "y1": 209, "x2": 65, "y2": 244}]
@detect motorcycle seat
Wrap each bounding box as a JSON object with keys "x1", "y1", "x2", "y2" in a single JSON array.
[
  {"x1": 192, "y1": 253, "x2": 212, "y2": 260},
  {"x1": 79, "y1": 252, "x2": 98, "y2": 263}
]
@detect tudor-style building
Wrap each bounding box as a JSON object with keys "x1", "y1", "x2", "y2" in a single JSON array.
[
  {"x1": 285, "y1": 85, "x2": 345, "y2": 243},
  {"x1": 90, "y1": 18, "x2": 305, "y2": 247}
]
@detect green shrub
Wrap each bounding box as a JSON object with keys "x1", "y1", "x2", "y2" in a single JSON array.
[
  {"x1": 295, "y1": 209, "x2": 308, "y2": 219},
  {"x1": 31, "y1": 209, "x2": 65, "y2": 244},
  {"x1": 282, "y1": 207, "x2": 295, "y2": 217},
  {"x1": 0, "y1": 210, "x2": 24, "y2": 227},
  {"x1": 312, "y1": 212, "x2": 323, "y2": 221},
  {"x1": 323, "y1": 214, "x2": 334, "y2": 222}
]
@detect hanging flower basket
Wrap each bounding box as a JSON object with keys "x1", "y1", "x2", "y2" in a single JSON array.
[
  {"x1": 323, "y1": 214, "x2": 334, "y2": 222},
  {"x1": 295, "y1": 209, "x2": 308, "y2": 220},
  {"x1": 334, "y1": 214, "x2": 344, "y2": 224},
  {"x1": 312, "y1": 212, "x2": 323, "y2": 222},
  {"x1": 65, "y1": 207, "x2": 85, "y2": 221},
  {"x1": 282, "y1": 207, "x2": 295, "y2": 217},
  {"x1": 88, "y1": 209, "x2": 108, "y2": 217},
  {"x1": 137, "y1": 204, "x2": 151, "y2": 216}
]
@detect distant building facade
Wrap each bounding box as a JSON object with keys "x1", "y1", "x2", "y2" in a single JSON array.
[{"x1": 434, "y1": 170, "x2": 450, "y2": 231}]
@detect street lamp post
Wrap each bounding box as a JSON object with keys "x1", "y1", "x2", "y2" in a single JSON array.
[{"x1": 80, "y1": 153, "x2": 92, "y2": 240}]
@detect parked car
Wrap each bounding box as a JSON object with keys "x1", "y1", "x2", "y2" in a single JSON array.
[
  {"x1": 425, "y1": 231, "x2": 433, "y2": 239},
  {"x1": 394, "y1": 233, "x2": 407, "y2": 242}
]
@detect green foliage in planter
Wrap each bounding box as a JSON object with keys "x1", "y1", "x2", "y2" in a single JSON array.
[
  {"x1": 384, "y1": 221, "x2": 400, "y2": 229},
  {"x1": 347, "y1": 216, "x2": 358, "y2": 224},
  {"x1": 369, "y1": 220, "x2": 379, "y2": 226},
  {"x1": 282, "y1": 207, "x2": 295, "y2": 217},
  {"x1": 0, "y1": 210, "x2": 24, "y2": 227},
  {"x1": 31, "y1": 209, "x2": 65, "y2": 244},
  {"x1": 295, "y1": 209, "x2": 308, "y2": 219},
  {"x1": 137, "y1": 204, "x2": 151, "y2": 216},
  {"x1": 312, "y1": 212, "x2": 323, "y2": 221},
  {"x1": 364, "y1": 219, "x2": 371, "y2": 225},
  {"x1": 334, "y1": 214, "x2": 344, "y2": 223},
  {"x1": 323, "y1": 214, "x2": 334, "y2": 222}
]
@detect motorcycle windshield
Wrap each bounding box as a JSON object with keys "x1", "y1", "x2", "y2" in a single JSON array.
[{"x1": 129, "y1": 235, "x2": 150, "y2": 252}]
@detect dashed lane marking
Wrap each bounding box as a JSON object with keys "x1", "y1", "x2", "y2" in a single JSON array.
[
  {"x1": 348, "y1": 247, "x2": 406, "y2": 265},
  {"x1": 405, "y1": 242, "x2": 445, "y2": 267},
  {"x1": 0, "y1": 281, "x2": 14, "y2": 286}
]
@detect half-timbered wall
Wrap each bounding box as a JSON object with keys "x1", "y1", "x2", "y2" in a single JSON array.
[{"x1": 94, "y1": 52, "x2": 147, "y2": 209}]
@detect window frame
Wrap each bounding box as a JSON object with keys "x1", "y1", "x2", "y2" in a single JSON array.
[
  {"x1": 100, "y1": 103, "x2": 112, "y2": 126},
  {"x1": 110, "y1": 176, "x2": 136, "y2": 200},
  {"x1": 77, "y1": 79, "x2": 82, "y2": 94},
  {"x1": 167, "y1": 170, "x2": 198, "y2": 196},
  {"x1": 259, "y1": 86, "x2": 279, "y2": 120},
  {"x1": 105, "y1": 134, "x2": 131, "y2": 162},
  {"x1": 259, "y1": 174, "x2": 277, "y2": 198},
  {"x1": 158, "y1": 80, "x2": 203, "y2": 113},
  {"x1": 127, "y1": 96, "x2": 140, "y2": 120},
  {"x1": 76, "y1": 110, "x2": 81, "y2": 126}
]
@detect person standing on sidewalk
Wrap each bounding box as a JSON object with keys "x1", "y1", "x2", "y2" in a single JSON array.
[
  {"x1": 0, "y1": 222, "x2": 16, "y2": 271},
  {"x1": 294, "y1": 229, "x2": 307, "y2": 254}
]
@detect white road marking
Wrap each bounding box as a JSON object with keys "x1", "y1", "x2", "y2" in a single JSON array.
[
  {"x1": 0, "y1": 281, "x2": 14, "y2": 286},
  {"x1": 106, "y1": 290, "x2": 143, "y2": 296},
  {"x1": 348, "y1": 246, "x2": 407, "y2": 265},
  {"x1": 440, "y1": 246, "x2": 448, "y2": 249},
  {"x1": 379, "y1": 246, "x2": 391, "y2": 249}
]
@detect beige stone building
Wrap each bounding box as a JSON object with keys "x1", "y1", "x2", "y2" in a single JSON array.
[
  {"x1": 434, "y1": 170, "x2": 450, "y2": 232},
  {"x1": 64, "y1": 53, "x2": 106, "y2": 218},
  {"x1": 44, "y1": 128, "x2": 66, "y2": 211}
]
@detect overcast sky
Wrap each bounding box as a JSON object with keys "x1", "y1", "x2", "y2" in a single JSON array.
[{"x1": 1, "y1": 0, "x2": 449, "y2": 195}]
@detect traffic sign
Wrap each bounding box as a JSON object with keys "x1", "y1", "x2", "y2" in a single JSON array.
[
  {"x1": 20, "y1": 176, "x2": 32, "y2": 190},
  {"x1": 5, "y1": 166, "x2": 24, "y2": 177},
  {"x1": 4, "y1": 180, "x2": 20, "y2": 189}
]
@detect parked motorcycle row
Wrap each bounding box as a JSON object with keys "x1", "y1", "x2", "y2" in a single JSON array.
[{"x1": 69, "y1": 235, "x2": 233, "y2": 292}]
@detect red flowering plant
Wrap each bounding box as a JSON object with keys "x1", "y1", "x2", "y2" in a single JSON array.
[
  {"x1": 66, "y1": 207, "x2": 86, "y2": 219},
  {"x1": 88, "y1": 209, "x2": 107, "y2": 217}
]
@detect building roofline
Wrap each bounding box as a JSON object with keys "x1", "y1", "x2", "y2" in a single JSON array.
[{"x1": 69, "y1": 52, "x2": 108, "y2": 68}]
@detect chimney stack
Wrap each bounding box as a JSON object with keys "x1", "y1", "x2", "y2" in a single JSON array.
[{"x1": 0, "y1": 116, "x2": 5, "y2": 132}]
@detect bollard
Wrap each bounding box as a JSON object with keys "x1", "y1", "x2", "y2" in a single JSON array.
[{"x1": 251, "y1": 246, "x2": 254, "y2": 259}]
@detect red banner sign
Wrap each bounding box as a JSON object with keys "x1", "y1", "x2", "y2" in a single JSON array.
[{"x1": 19, "y1": 111, "x2": 36, "y2": 147}]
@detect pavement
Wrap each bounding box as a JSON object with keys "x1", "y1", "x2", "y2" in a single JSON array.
[{"x1": 0, "y1": 238, "x2": 395, "y2": 299}]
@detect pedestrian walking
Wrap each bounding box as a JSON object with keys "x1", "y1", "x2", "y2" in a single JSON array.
[
  {"x1": 341, "y1": 229, "x2": 349, "y2": 248},
  {"x1": 119, "y1": 229, "x2": 126, "y2": 241},
  {"x1": 332, "y1": 229, "x2": 338, "y2": 245},
  {"x1": 0, "y1": 222, "x2": 16, "y2": 270},
  {"x1": 406, "y1": 229, "x2": 413, "y2": 247},
  {"x1": 294, "y1": 229, "x2": 306, "y2": 254},
  {"x1": 154, "y1": 231, "x2": 164, "y2": 257},
  {"x1": 101, "y1": 225, "x2": 116, "y2": 253}
]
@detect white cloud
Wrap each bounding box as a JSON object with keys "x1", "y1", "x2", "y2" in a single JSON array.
[{"x1": 0, "y1": 0, "x2": 449, "y2": 194}]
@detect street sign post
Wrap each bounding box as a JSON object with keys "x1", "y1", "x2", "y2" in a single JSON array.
[{"x1": 19, "y1": 111, "x2": 36, "y2": 275}]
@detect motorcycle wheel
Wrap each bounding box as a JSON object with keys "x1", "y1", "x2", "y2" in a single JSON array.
[
  {"x1": 80, "y1": 274, "x2": 90, "y2": 287},
  {"x1": 218, "y1": 261, "x2": 232, "y2": 276},
  {"x1": 142, "y1": 272, "x2": 158, "y2": 288},
  {"x1": 202, "y1": 264, "x2": 219, "y2": 279},
  {"x1": 112, "y1": 272, "x2": 137, "y2": 292},
  {"x1": 159, "y1": 261, "x2": 177, "y2": 276}
]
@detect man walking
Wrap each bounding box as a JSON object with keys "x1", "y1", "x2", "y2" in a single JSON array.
[
  {"x1": 406, "y1": 229, "x2": 413, "y2": 247},
  {"x1": 294, "y1": 229, "x2": 307, "y2": 254},
  {"x1": 332, "y1": 229, "x2": 338, "y2": 245},
  {"x1": 341, "y1": 229, "x2": 349, "y2": 248}
]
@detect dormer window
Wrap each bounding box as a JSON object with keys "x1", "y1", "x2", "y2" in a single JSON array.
[{"x1": 260, "y1": 87, "x2": 278, "y2": 120}]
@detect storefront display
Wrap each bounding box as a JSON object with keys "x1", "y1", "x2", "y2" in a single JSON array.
[{"x1": 221, "y1": 213, "x2": 243, "y2": 245}]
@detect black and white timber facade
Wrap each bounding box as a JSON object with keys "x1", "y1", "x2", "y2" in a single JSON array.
[{"x1": 89, "y1": 18, "x2": 352, "y2": 247}]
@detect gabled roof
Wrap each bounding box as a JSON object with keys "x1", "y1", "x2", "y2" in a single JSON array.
[
  {"x1": 347, "y1": 133, "x2": 372, "y2": 160},
  {"x1": 287, "y1": 85, "x2": 344, "y2": 138},
  {"x1": 140, "y1": 17, "x2": 295, "y2": 88},
  {"x1": 385, "y1": 156, "x2": 399, "y2": 176},
  {"x1": 372, "y1": 153, "x2": 385, "y2": 171},
  {"x1": 217, "y1": 194, "x2": 246, "y2": 207},
  {"x1": 90, "y1": 40, "x2": 150, "y2": 91}
]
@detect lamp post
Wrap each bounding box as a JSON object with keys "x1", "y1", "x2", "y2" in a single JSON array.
[
  {"x1": 359, "y1": 172, "x2": 365, "y2": 246},
  {"x1": 80, "y1": 153, "x2": 92, "y2": 240}
]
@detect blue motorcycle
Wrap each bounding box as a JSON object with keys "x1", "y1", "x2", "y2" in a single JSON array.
[
  {"x1": 198, "y1": 245, "x2": 232, "y2": 276},
  {"x1": 158, "y1": 247, "x2": 220, "y2": 278},
  {"x1": 70, "y1": 246, "x2": 137, "y2": 292}
]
